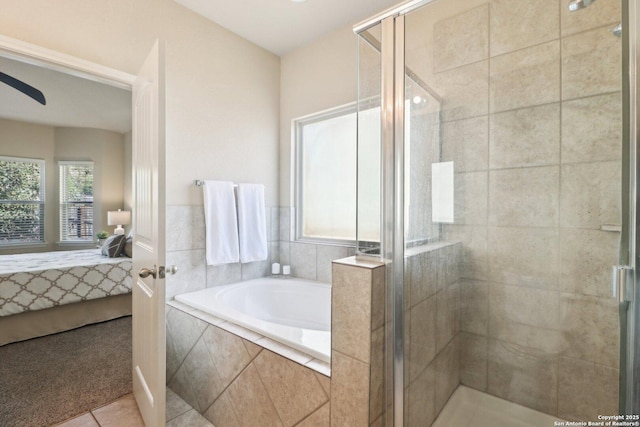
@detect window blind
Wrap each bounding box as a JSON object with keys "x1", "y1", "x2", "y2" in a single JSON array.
[{"x1": 59, "y1": 162, "x2": 94, "y2": 241}]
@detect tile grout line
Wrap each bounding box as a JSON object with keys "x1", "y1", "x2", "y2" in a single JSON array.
[
  {"x1": 200, "y1": 360, "x2": 254, "y2": 421},
  {"x1": 251, "y1": 357, "x2": 288, "y2": 426},
  {"x1": 166, "y1": 312, "x2": 208, "y2": 385},
  {"x1": 486, "y1": 1, "x2": 493, "y2": 395},
  {"x1": 89, "y1": 411, "x2": 101, "y2": 426},
  {"x1": 293, "y1": 399, "x2": 329, "y2": 426}
]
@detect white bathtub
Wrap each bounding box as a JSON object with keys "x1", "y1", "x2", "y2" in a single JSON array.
[{"x1": 174, "y1": 277, "x2": 331, "y2": 362}]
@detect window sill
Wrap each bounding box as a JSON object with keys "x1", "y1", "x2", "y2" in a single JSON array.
[
  {"x1": 294, "y1": 237, "x2": 357, "y2": 248},
  {"x1": 0, "y1": 242, "x2": 47, "y2": 249},
  {"x1": 56, "y1": 241, "x2": 94, "y2": 246}
]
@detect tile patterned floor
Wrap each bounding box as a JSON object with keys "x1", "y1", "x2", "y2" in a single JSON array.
[
  {"x1": 55, "y1": 388, "x2": 213, "y2": 427},
  {"x1": 54, "y1": 394, "x2": 144, "y2": 427}
]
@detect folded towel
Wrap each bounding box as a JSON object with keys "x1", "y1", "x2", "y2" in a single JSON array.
[
  {"x1": 237, "y1": 183, "x2": 268, "y2": 263},
  {"x1": 203, "y1": 181, "x2": 240, "y2": 265}
]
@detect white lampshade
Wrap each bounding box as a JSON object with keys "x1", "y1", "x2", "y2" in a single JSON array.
[{"x1": 107, "y1": 209, "x2": 131, "y2": 235}]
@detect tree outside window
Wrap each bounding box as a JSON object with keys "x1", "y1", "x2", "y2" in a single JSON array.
[{"x1": 0, "y1": 156, "x2": 45, "y2": 245}]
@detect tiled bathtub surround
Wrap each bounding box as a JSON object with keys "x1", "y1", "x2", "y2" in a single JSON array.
[
  {"x1": 426, "y1": 0, "x2": 622, "y2": 421},
  {"x1": 165, "y1": 205, "x2": 355, "y2": 300},
  {"x1": 165, "y1": 205, "x2": 274, "y2": 299},
  {"x1": 166, "y1": 257, "x2": 385, "y2": 427},
  {"x1": 166, "y1": 302, "x2": 330, "y2": 427}
]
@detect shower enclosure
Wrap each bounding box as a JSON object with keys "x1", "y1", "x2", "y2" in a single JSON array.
[{"x1": 355, "y1": 0, "x2": 638, "y2": 425}]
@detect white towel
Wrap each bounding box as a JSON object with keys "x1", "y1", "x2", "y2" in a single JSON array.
[
  {"x1": 203, "y1": 181, "x2": 240, "y2": 265},
  {"x1": 237, "y1": 183, "x2": 268, "y2": 263}
]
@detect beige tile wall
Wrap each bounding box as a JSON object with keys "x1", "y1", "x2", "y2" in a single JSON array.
[
  {"x1": 165, "y1": 204, "x2": 276, "y2": 300},
  {"x1": 432, "y1": 0, "x2": 622, "y2": 421},
  {"x1": 404, "y1": 243, "x2": 462, "y2": 426},
  {"x1": 164, "y1": 204, "x2": 354, "y2": 299},
  {"x1": 331, "y1": 257, "x2": 385, "y2": 427}
]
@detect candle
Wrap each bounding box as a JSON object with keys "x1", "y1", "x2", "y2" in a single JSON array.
[{"x1": 272, "y1": 263, "x2": 280, "y2": 275}]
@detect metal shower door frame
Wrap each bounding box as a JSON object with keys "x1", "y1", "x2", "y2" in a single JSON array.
[
  {"x1": 626, "y1": 0, "x2": 640, "y2": 415},
  {"x1": 379, "y1": 14, "x2": 407, "y2": 427}
]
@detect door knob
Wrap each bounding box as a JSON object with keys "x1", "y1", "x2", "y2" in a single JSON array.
[{"x1": 139, "y1": 266, "x2": 157, "y2": 279}]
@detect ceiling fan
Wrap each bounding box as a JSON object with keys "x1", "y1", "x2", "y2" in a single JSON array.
[{"x1": 0, "y1": 71, "x2": 46, "y2": 105}]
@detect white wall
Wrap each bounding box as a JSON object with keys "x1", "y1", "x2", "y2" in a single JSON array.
[
  {"x1": 0, "y1": 0, "x2": 280, "y2": 207},
  {"x1": 279, "y1": 26, "x2": 357, "y2": 206},
  {"x1": 55, "y1": 127, "x2": 126, "y2": 237}
]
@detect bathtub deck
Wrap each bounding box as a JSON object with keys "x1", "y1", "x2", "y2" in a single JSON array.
[{"x1": 432, "y1": 386, "x2": 564, "y2": 427}]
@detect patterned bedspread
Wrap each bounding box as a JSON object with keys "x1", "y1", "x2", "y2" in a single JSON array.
[{"x1": 0, "y1": 249, "x2": 132, "y2": 317}]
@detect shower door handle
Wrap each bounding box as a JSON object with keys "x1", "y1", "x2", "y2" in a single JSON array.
[{"x1": 612, "y1": 265, "x2": 633, "y2": 303}]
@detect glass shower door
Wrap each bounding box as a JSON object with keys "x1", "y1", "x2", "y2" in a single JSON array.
[
  {"x1": 404, "y1": 0, "x2": 625, "y2": 423},
  {"x1": 356, "y1": 0, "x2": 629, "y2": 424}
]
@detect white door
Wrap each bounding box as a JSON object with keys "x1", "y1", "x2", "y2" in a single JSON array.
[{"x1": 132, "y1": 40, "x2": 166, "y2": 427}]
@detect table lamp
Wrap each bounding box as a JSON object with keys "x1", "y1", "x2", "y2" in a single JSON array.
[{"x1": 107, "y1": 209, "x2": 131, "y2": 236}]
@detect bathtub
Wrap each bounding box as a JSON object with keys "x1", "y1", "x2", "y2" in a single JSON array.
[{"x1": 174, "y1": 277, "x2": 331, "y2": 362}]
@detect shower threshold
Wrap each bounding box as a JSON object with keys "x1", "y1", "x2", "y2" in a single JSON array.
[{"x1": 432, "y1": 386, "x2": 564, "y2": 427}]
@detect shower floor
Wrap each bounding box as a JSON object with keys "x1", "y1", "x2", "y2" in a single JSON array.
[{"x1": 432, "y1": 386, "x2": 563, "y2": 427}]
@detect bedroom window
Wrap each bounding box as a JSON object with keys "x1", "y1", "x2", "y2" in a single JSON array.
[
  {"x1": 0, "y1": 156, "x2": 45, "y2": 245},
  {"x1": 59, "y1": 161, "x2": 94, "y2": 242}
]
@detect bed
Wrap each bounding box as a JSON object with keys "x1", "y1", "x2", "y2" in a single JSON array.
[{"x1": 0, "y1": 249, "x2": 132, "y2": 345}]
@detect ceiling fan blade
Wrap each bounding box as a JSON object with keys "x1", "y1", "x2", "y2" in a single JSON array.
[{"x1": 0, "y1": 71, "x2": 46, "y2": 105}]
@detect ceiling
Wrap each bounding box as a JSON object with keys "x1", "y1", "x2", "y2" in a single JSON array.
[
  {"x1": 0, "y1": 56, "x2": 131, "y2": 134},
  {"x1": 174, "y1": 0, "x2": 401, "y2": 55}
]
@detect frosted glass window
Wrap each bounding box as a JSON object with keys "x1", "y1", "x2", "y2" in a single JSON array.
[
  {"x1": 357, "y1": 106, "x2": 382, "y2": 243},
  {"x1": 297, "y1": 107, "x2": 357, "y2": 241}
]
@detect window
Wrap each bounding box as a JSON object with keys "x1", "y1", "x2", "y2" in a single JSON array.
[
  {"x1": 294, "y1": 104, "x2": 381, "y2": 243},
  {"x1": 59, "y1": 161, "x2": 94, "y2": 242},
  {"x1": 0, "y1": 156, "x2": 45, "y2": 245},
  {"x1": 295, "y1": 99, "x2": 426, "y2": 246}
]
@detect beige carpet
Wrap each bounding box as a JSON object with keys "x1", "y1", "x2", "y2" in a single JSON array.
[{"x1": 0, "y1": 316, "x2": 132, "y2": 427}]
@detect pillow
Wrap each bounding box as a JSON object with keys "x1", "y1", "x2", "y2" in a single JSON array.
[
  {"x1": 123, "y1": 237, "x2": 133, "y2": 258},
  {"x1": 101, "y1": 234, "x2": 126, "y2": 258}
]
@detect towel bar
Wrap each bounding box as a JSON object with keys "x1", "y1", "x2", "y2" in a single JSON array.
[{"x1": 194, "y1": 180, "x2": 238, "y2": 188}]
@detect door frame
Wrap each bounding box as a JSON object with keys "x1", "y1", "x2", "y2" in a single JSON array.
[
  {"x1": 0, "y1": 34, "x2": 135, "y2": 89},
  {"x1": 0, "y1": 33, "x2": 167, "y2": 422}
]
